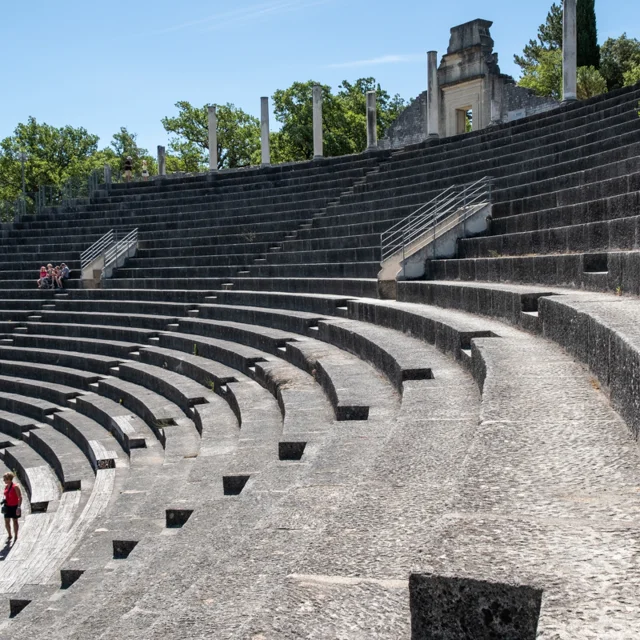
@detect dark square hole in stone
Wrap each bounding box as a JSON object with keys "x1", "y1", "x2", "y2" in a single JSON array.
[
  {"x1": 409, "y1": 573, "x2": 543, "y2": 640},
  {"x1": 60, "y1": 569, "x2": 85, "y2": 590},
  {"x1": 9, "y1": 599, "x2": 30, "y2": 618},
  {"x1": 583, "y1": 252, "x2": 608, "y2": 273},
  {"x1": 113, "y1": 540, "x2": 139, "y2": 559},
  {"x1": 223, "y1": 475, "x2": 250, "y2": 496},
  {"x1": 279, "y1": 442, "x2": 307, "y2": 461},
  {"x1": 165, "y1": 509, "x2": 194, "y2": 528}
]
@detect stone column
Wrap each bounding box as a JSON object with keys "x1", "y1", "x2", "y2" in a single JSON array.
[
  {"x1": 312, "y1": 84, "x2": 323, "y2": 158},
  {"x1": 208, "y1": 105, "x2": 218, "y2": 171},
  {"x1": 366, "y1": 91, "x2": 377, "y2": 149},
  {"x1": 157, "y1": 146, "x2": 166, "y2": 176},
  {"x1": 260, "y1": 97, "x2": 270, "y2": 165},
  {"x1": 563, "y1": 0, "x2": 577, "y2": 102},
  {"x1": 427, "y1": 51, "x2": 440, "y2": 138}
]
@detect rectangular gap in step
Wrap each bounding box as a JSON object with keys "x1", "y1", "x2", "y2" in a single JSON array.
[
  {"x1": 402, "y1": 368, "x2": 434, "y2": 381},
  {"x1": 409, "y1": 573, "x2": 543, "y2": 640},
  {"x1": 9, "y1": 599, "x2": 31, "y2": 618},
  {"x1": 63, "y1": 480, "x2": 82, "y2": 492},
  {"x1": 223, "y1": 474, "x2": 250, "y2": 496},
  {"x1": 60, "y1": 569, "x2": 85, "y2": 589},
  {"x1": 166, "y1": 324, "x2": 180, "y2": 330},
  {"x1": 459, "y1": 331, "x2": 499, "y2": 351},
  {"x1": 30, "y1": 500, "x2": 48, "y2": 513},
  {"x1": 27, "y1": 316, "x2": 42, "y2": 321},
  {"x1": 187, "y1": 310, "x2": 200, "y2": 316},
  {"x1": 113, "y1": 539, "x2": 139, "y2": 559},
  {"x1": 0, "y1": 339, "x2": 13, "y2": 344},
  {"x1": 279, "y1": 442, "x2": 306, "y2": 461},
  {"x1": 166, "y1": 508, "x2": 194, "y2": 528},
  {"x1": 583, "y1": 252, "x2": 609, "y2": 273}
]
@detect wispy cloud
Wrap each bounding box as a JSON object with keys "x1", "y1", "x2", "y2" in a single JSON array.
[
  {"x1": 327, "y1": 54, "x2": 424, "y2": 69},
  {"x1": 154, "y1": 0, "x2": 331, "y2": 35}
]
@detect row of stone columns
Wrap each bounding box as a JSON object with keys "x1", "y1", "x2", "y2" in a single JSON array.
[{"x1": 197, "y1": 88, "x2": 379, "y2": 172}]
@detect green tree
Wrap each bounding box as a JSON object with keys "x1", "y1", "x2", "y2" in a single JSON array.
[
  {"x1": 516, "y1": 1, "x2": 600, "y2": 73},
  {"x1": 577, "y1": 65, "x2": 608, "y2": 98},
  {"x1": 0, "y1": 116, "x2": 101, "y2": 202},
  {"x1": 514, "y1": 2, "x2": 563, "y2": 73},
  {"x1": 161, "y1": 101, "x2": 260, "y2": 170},
  {"x1": 623, "y1": 65, "x2": 640, "y2": 87},
  {"x1": 519, "y1": 49, "x2": 607, "y2": 100},
  {"x1": 577, "y1": 0, "x2": 599, "y2": 68},
  {"x1": 600, "y1": 34, "x2": 640, "y2": 90},
  {"x1": 518, "y1": 49, "x2": 564, "y2": 100},
  {"x1": 272, "y1": 78, "x2": 405, "y2": 162}
]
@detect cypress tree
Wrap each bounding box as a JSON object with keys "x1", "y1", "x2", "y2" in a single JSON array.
[{"x1": 577, "y1": 0, "x2": 600, "y2": 68}]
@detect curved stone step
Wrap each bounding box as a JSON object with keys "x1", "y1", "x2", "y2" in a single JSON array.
[
  {"x1": 1, "y1": 439, "x2": 61, "y2": 512},
  {"x1": 74, "y1": 393, "x2": 158, "y2": 456},
  {"x1": 0, "y1": 344, "x2": 121, "y2": 376},
  {"x1": 0, "y1": 360, "x2": 101, "y2": 391},
  {"x1": 97, "y1": 377, "x2": 200, "y2": 459},
  {"x1": 51, "y1": 411, "x2": 122, "y2": 472},
  {"x1": 25, "y1": 423, "x2": 94, "y2": 492}
]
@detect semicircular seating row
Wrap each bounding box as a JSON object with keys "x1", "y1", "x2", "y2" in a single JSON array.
[{"x1": 0, "y1": 284, "x2": 456, "y2": 614}]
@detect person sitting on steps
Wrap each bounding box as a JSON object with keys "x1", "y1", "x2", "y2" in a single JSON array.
[
  {"x1": 60, "y1": 263, "x2": 70, "y2": 286},
  {"x1": 3, "y1": 473, "x2": 22, "y2": 543},
  {"x1": 37, "y1": 265, "x2": 48, "y2": 288}
]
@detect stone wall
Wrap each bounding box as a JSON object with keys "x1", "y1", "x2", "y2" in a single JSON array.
[
  {"x1": 501, "y1": 82, "x2": 559, "y2": 122},
  {"x1": 378, "y1": 91, "x2": 428, "y2": 150}
]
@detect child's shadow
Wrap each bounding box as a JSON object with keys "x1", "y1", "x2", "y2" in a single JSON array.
[{"x1": 0, "y1": 540, "x2": 13, "y2": 560}]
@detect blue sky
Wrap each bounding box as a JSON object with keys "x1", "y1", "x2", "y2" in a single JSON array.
[{"x1": 0, "y1": 0, "x2": 638, "y2": 154}]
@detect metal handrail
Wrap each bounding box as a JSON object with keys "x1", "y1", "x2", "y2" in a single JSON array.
[
  {"x1": 81, "y1": 230, "x2": 114, "y2": 269},
  {"x1": 103, "y1": 228, "x2": 138, "y2": 273},
  {"x1": 380, "y1": 177, "x2": 493, "y2": 263}
]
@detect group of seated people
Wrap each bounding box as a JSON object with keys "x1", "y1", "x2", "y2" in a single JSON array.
[{"x1": 37, "y1": 263, "x2": 70, "y2": 289}]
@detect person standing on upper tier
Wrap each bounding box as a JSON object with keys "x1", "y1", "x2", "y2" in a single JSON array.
[
  {"x1": 124, "y1": 156, "x2": 133, "y2": 183},
  {"x1": 3, "y1": 473, "x2": 22, "y2": 543}
]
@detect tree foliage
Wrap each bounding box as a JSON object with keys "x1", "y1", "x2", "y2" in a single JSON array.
[
  {"x1": 623, "y1": 64, "x2": 640, "y2": 87},
  {"x1": 161, "y1": 101, "x2": 260, "y2": 171},
  {"x1": 519, "y1": 49, "x2": 607, "y2": 100},
  {"x1": 514, "y1": 2, "x2": 563, "y2": 73},
  {"x1": 518, "y1": 49, "x2": 564, "y2": 100},
  {"x1": 577, "y1": 65, "x2": 608, "y2": 99},
  {"x1": 576, "y1": 0, "x2": 599, "y2": 68},
  {"x1": 515, "y1": 1, "x2": 601, "y2": 74},
  {"x1": 272, "y1": 78, "x2": 405, "y2": 162},
  {"x1": 0, "y1": 117, "x2": 101, "y2": 201},
  {"x1": 600, "y1": 34, "x2": 640, "y2": 90}
]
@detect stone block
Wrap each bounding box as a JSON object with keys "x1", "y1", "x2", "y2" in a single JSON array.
[
  {"x1": 566, "y1": 224, "x2": 588, "y2": 252},
  {"x1": 409, "y1": 573, "x2": 543, "y2": 640},
  {"x1": 608, "y1": 217, "x2": 635, "y2": 250}
]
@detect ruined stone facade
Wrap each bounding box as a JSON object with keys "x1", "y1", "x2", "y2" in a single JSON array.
[{"x1": 380, "y1": 19, "x2": 559, "y2": 149}]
